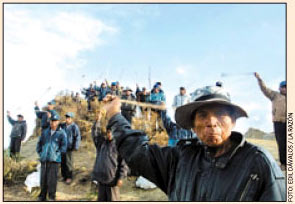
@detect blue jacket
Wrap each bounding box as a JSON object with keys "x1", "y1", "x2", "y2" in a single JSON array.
[
  {"x1": 60, "y1": 122, "x2": 81, "y2": 151},
  {"x1": 34, "y1": 106, "x2": 58, "y2": 129},
  {"x1": 160, "y1": 111, "x2": 195, "y2": 140},
  {"x1": 150, "y1": 92, "x2": 166, "y2": 105},
  {"x1": 98, "y1": 87, "x2": 109, "y2": 101},
  {"x1": 7, "y1": 116, "x2": 27, "y2": 140},
  {"x1": 36, "y1": 127, "x2": 67, "y2": 163}
]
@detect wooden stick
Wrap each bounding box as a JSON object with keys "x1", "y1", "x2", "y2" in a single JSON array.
[{"x1": 120, "y1": 99, "x2": 166, "y2": 110}]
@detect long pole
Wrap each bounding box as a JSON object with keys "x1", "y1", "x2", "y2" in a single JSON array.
[{"x1": 120, "y1": 99, "x2": 166, "y2": 110}]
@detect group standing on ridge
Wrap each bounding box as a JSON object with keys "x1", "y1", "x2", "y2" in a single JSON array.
[{"x1": 6, "y1": 73, "x2": 287, "y2": 201}]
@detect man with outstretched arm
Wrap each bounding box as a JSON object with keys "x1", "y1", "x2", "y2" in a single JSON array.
[
  {"x1": 103, "y1": 85, "x2": 285, "y2": 201},
  {"x1": 254, "y1": 72, "x2": 286, "y2": 170},
  {"x1": 34, "y1": 100, "x2": 58, "y2": 133},
  {"x1": 7, "y1": 111, "x2": 27, "y2": 160}
]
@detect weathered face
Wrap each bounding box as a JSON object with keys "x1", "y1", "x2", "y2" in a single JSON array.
[
  {"x1": 50, "y1": 120, "x2": 59, "y2": 130},
  {"x1": 65, "y1": 117, "x2": 72, "y2": 125},
  {"x1": 192, "y1": 104, "x2": 236, "y2": 147},
  {"x1": 279, "y1": 86, "x2": 286, "y2": 95}
]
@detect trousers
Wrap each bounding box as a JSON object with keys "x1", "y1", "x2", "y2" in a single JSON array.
[
  {"x1": 39, "y1": 162, "x2": 59, "y2": 200},
  {"x1": 97, "y1": 183, "x2": 120, "y2": 201},
  {"x1": 274, "y1": 122, "x2": 286, "y2": 165},
  {"x1": 61, "y1": 151, "x2": 73, "y2": 179},
  {"x1": 9, "y1": 137, "x2": 22, "y2": 158}
]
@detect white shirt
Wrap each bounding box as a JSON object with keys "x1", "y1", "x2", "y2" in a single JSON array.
[{"x1": 172, "y1": 94, "x2": 190, "y2": 110}]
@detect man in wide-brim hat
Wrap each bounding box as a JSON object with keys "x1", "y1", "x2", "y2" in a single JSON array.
[{"x1": 103, "y1": 85, "x2": 285, "y2": 201}]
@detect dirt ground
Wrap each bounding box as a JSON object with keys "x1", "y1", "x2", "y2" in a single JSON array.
[
  {"x1": 4, "y1": 137, "x2": 167, "y2": 201},
  {"x1": 4, "y1": 136, "x2": 280, "y2": 201}
]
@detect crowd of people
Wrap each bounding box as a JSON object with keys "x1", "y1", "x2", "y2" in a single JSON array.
[{"x1": 6, "y1": 73, "x2": 287, "y2": 201}]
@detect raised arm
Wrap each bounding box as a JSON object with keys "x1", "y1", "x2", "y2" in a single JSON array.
[
  {"x1": 34, "y1": 105, "x2": 44, "y2": 119},
  {"x1": 105, "y1": 97, "x2": 179, "y2": 193},
  {"x1": 254, "y1": 72, "x2": 277, "y2": 100},
  {"x1": 7, "y1": 111, "x2": 16, "y2": 125}
]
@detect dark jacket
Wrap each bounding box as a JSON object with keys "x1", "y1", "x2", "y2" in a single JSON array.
[
  {"x1": 86, "y1": 87, "x2": 96, "y2": 100},
  {"x1": 7, "y1": 116, "x2": 27, "y2": 140},
  {"x1": 92, "y1": 134, "x2": 128, "y2": 186},
  {"x1": 136, "y1": 88, "x2": 150, "y2": 103},
  {"x1": 160, "y1": 111, "x2": 195, "y2": 140},
  {"x1": 108, "y1": 113, "x2": 286, "y2": 201},
  {"x1": 36, "y1": 127, "x2": 67, "y2": 163},
  {"x1": 60, "y1": 122, "x2": 81, "y2": 151},
  {"x1": 91, "y1": 120, "x2": 104, "y2": 149},
  {"x1": 34, "y1": 106, "x2": 58, "y2": 129}
]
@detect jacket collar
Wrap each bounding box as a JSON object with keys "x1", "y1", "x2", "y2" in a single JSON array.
[{"x1": 203, "y1": 131, "x2": 245, "y2": 169}]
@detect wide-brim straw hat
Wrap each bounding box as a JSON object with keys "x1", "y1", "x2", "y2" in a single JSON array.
[{"x1": 175, "y1": 86, "x2": 248, "y2": 129}]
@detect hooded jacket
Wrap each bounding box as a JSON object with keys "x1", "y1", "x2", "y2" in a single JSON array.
[
  {"x1": 36, "y1": 126, "x2": 67, "y2": 163},
  {"x1": 7, "y1": 116, "x2": 27, "y2": 140},
  {"x1": 108, "y1": 113, "x2": 286, "y2": 201}
]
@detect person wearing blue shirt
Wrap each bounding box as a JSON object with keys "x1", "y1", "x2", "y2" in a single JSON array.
[
  {"x1": 36, "y1": 114, "x2": 67, "y2": 201},
  {"x1": 98, "y1": 82, "x2": 109, "y2": 101}
]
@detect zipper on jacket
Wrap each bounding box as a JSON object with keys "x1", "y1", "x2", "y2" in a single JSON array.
[{"x1": 239, "y1": 174, "x2": 259, "y2": 201}]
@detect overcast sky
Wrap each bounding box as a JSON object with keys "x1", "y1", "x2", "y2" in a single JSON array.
[{"x1": 4, "y1": 4, "x2": 286, "y2": 149}]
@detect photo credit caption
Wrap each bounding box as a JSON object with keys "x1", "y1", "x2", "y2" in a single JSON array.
[{"x1": 287, "y1": 113, "x2": 294, "y2": 202}]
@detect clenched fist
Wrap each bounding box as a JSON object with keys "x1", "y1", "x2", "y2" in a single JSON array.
[{"x1": 103, "y1": 95, "x2": 121, "y2": 119}]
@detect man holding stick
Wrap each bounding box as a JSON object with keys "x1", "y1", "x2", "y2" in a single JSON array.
[
  {"x1": 254, "y1": 72, "x2": 286, "y2": 170},
  {"x1": 103, "y1": 85, "x2": 285, "y2": 201},
  {"x1": 6, "y1": 111, "x2": 27, "y2": 160}
]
